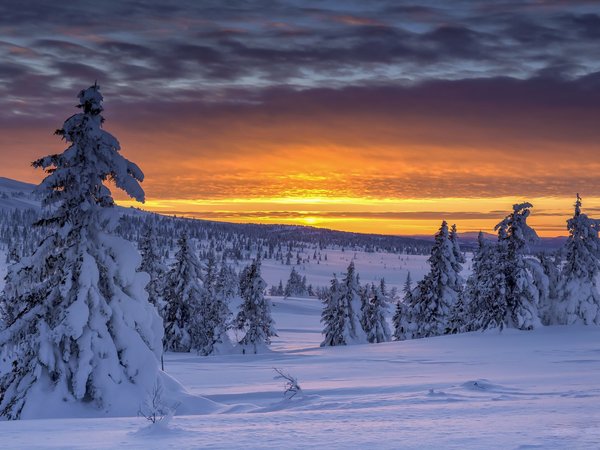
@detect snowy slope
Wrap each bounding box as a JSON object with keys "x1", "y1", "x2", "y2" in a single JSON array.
[
  {"x1": 260, "y1": 250, "x2": 433, "y2": 292},
  {"x1": 0, "y1": 177, "x2": 35, "y2": 193},
  {"x1": 1, "y1": 293, "x2": 599, "y2": 449},
  {"x1": 0, "y1": 177, "x2": 38, "y2": 210}
]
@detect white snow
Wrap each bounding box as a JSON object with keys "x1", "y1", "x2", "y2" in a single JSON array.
[
  {"x1": 0, "y1": 229, "x2": 598, "y2": 448},
  {"x1": 259, "y1": 249, "x2": 433, "y2": 293},
  {"x1": 1, "y1": 252, "x2": 600, "y2": 448}
]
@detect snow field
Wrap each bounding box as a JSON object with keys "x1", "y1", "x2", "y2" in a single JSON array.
[{"x1": 1, "y1": 292, "x2": 599, "y2": 449}]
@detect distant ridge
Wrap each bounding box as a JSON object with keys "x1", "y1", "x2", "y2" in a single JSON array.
[
  {"x1": 0, "y1": 177, "x2": 36, "y2": 193},
  {"x1": 0, "y1": 177, "x2": 38, "y2": 211},
  {"x1": 0, "y1": 176, "x2": 568, "y2": 252}
]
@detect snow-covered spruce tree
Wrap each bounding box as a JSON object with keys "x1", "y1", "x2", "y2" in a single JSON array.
[
  {"x1": 538, "y1": 252, "x2": 560, "y2": 324},
  {"x1": 320, "y1": 275, "x2": 344, "y2": 346},
  {"x1": 0, "y1": 84, "x2": 163, "y2": 420},
  {"x1": 449, "y1": 223, "x2": 466, "y2": 266},
  {"x1": 446, "y1": 225, "x2": 469, "y2": 333},
  {"x1": 400, "y1": 221, "x2": 463, "y2": 339},
  {"x1": 361, "y1": 281, "x2": 391, "y2": 343},
  {"x1": 528, "y1": 253, "x2": 552, "y2": 325},
  {"x1": 461, "y1": 232, "x2": 507, "y2": 331},
  {"x1": 138, "y1": 223, "x2": 167, "y2": 315},
  {"x1": 216, "y1": 260, "x2": 239, "y2": 300},
  {"x1": 0, "y1": 254, "x2": 25, "y2": 329},
  {"x1": 493, "y1": 202, "x2": 541, "y2": 330},
  {"x1": 555, "y1": 195, "x2": 600, "y2": 325},
  {"x1": 284, "y1": 266, "x2": 307, "y2": 298},
  {"x1": 163, "y1": 233, "x2": 203, "y2": 352},
  {"x1": 320, "y1": 262, "x2": 366, "y2": 346},
  {"x1": 236, "y1": 256, "x2": 276, "y2": 353},
  {"x1": 392, "y1": 272, "x2": 412, "y2": 340},
  {"x1": 402, "y1": 272, "x2": 413, "y2": 304},
  {"x1": 195, "y1": 252, "x2": 233, "y2": 355}
]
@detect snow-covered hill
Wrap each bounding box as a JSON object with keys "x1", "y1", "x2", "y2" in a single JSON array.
[
  {"x1": 0, "y1": 177, "x2": 35, "y2": 193},
  {"x1": 0, "y1": 177, "x2": 38, "y2": 211},
  {"x1": 0, "y1": 177, "x2": 434, "y2": 255}
]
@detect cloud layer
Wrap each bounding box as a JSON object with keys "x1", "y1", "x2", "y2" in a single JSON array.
[{"x1": 1, "y1": 0, "x2": 599, "y2": 234}]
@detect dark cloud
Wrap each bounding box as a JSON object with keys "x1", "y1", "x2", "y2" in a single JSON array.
[
  {"x1": 1, "y1": 0, "x2": 599, "y2": 210},
  {"x1": 0, "y1": 0, "x2": 598, "y2": 106}
]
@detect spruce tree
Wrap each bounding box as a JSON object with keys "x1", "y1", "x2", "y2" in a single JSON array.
[
  {"x1": 538, "y1": 253, "x2": 560, "y2": 324},
  {"x1": 462, "y1": 232, "x2": 507, "y2": 331},
  {"x1": 449, "y1": 223, "x2": 466, "y2": 266},
  {"x1": 284, "y1": 266, "x2": 307, "y2": 298},
  {"x1": 195, "y1": 252, "x2": 233, "y2": 355},
  {"x1": 555, "y1": 195, "x2": 600, "y2": 325},
  {"x1": 0, "y1": 84, "x2": 163, "y2": 419},
  {"x1": 163, "y1": 233, "x2": 203, "y2": 352},
  {"x1": 236, "y1": 257, "x2": 277, "y2": 353},
  {"x1": 494, "y1": 203, "x2": 541, "y2": 330},
  {"x1": 361, "y1": 281, "x2": 391, "y2": 343},
  {"x1": 392, "y1": 272, "x2": 412, "y2": 340},
  {"x1": 138, "y1": 223, "x2": 167, "y2": 315},
  {"x1": 320, "y1": 262, "x2": 366, "y2": 345},
  {"x1": 320, "y1": 275, "x2": 344, "y2": 346},
  {"x1": 403, "y1": 272, "x2": 413, "y2": 304},
  {"x1": 400, "y1": 221, "x2": 463, "y2": 339}
]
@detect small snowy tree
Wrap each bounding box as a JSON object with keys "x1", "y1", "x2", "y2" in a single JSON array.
[
  {"x1": 163, "y1": 233, "x2": 203, "y2": 352},
  {"x1": 462, "y1": 232, "x2": 507, "y2": 331},
  {"x1": 392, "y1": 272, "x2": 412, "y2": 340},
  {"x1": 361, "y1": 281, "x2": 391, "y2": 343},
  {"x1": 195, "y1": 252, "x2": 233, "y2": 355},
  {"x1": 0, "y1": 84, "x2": 163, "y2": 419},
  {"x1": 494, "y1": 202, "x2": 541, "y2": 330},
  {"x1": 320, "y1": 262, "x2": 366, "y2": 346},
  {"x1": 400, "y1": 221, "x2": 463, "y2": 339},
  {"x1": 538, "y1": 253, "x2": 560, "y2": 324},
  {"x1": 402, "y1": 272, "x2": 413, "y2": 304},
  {"x1": 236, "y1": 257, "x2": 277, "y2": 353},
  {"x1": 284, "y1": 267, "x2": 308, "y2": 298},
  {"x1": 555, "y1": 195, "x2": 600, "y2": 325},
  {"x1": 449, "y1": 223, "x2": 466, "y2": 266},
  {"x1": 320, "y1": 276, "x2": 343, "y2": 346},
  {"x1": 139, "y1": 223, "x2": 167, "y2": 315}
]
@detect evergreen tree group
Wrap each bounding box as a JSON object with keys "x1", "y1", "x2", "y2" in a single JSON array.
[
  {"x1": 396, "y1": 221, "x2": 463, "y2": 340},
  {"x1": 393, "y1": 197, "x2": 600, "y2": 341},
  {"x1": 321, "y1": 262, "x2": 390, "y2": 346}
]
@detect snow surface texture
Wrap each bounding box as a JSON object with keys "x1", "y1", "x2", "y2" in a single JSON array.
[{"x1": 1, "y1": 249, "x2": 599, "y2": 448}]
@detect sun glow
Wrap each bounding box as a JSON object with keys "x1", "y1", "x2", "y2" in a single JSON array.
[
  {"x1": 301, "y1": 216, "x2": 319, "y2": 225},
  {"x1": 116, "y1": 195, "x2": 595, "y2": 237}
]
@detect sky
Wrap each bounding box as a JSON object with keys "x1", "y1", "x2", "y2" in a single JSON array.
[{"x1": 1, "y1": 0, "x2": 600, "y2": 236}]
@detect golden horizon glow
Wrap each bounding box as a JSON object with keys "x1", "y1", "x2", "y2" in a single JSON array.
[
  {"x1": 8, "y1": 103, "x2": 599, "y2": 240},
  {"x1": 116, "y1": 195, "x2": 593, "y2": 237}
]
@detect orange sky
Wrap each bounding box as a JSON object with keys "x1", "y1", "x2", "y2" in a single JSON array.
[
  {"x1": 7, "y1": 121, "x2": 593, "y2": 238},
  {"x1": 1, "y1": 2, "x2": 599, "y2": 237}
]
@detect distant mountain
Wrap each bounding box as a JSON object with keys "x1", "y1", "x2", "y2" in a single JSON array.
[
  {"x1": 0, "y1": 177, "x2": 35, "y2": 193},
  {"x1": 0, "y1": 177, "x2": 39, "y2": 210}
]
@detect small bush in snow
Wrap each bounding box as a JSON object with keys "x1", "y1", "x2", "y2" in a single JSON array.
[
  {"x1": 273, "y1": 368, "x2": 302, "y2": 399},
  {"x1": 138, "y1": 382, "x2": 176, "y2": 424}
]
